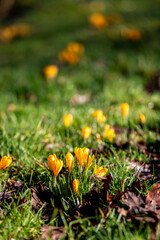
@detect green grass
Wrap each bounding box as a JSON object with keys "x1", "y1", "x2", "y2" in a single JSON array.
[{"x1": 0, "y1": 0, "x2": 160, "y2": 239}]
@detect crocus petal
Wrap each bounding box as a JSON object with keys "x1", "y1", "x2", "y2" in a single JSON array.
[
  {"x1": 0, "y1": 156, "x2": 12, "y2": 170},
  {"x1": 48, "y1": 154, "x2": 63, "y2": 178},
  {"x1": 66, "y1": 152, "x2": 74, "y2": 174},
  {"x1": 99, "y1": 168, "x2": 108, "y2": 177},
  {"x1": 73, "y1": 179, "x2": 79, "y2": 194},
  {"x1": 48, "y1": 155, "x2": 56, "y2": 172}
]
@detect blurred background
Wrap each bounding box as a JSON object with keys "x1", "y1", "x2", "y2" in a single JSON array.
[{"x1": 0, "y1": 0, "x2": 160, "y2": 128}]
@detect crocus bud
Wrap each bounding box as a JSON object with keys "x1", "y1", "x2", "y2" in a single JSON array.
[
  {"x1": 93, "y1": 110, "x2": 106, "y2": 123},
  {"x1": 63, "y1": 114, "x2": 73, "y2": 127},
  {"x1": 120, "y1": 103, "x2": 129, "y2": 117},
  {"x1": 73, "y1": 179, "x2": 79, "y2": 194},
  {"x1": 82, "y1": 127, "x2": 91, "y2": 139},
  {"x1": 139, "y1": 114, "x2": 146, "y2": 124},
  {"x1": 89, "y1": 13, "x2": 108, "y2": 29},
  {"x1": 104, "y1": 124, "x2": 115, "y2": 142},
  {"x1": 66, "y1": 152, "x2": 74, "y2": 174},
  {"x1": 43, "y1": 65, "x2": 59, "y2": 79}
]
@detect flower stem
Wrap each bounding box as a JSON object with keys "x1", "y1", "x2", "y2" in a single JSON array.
[
  {"x1": 54, "y1": 177, "x2": 57, "y2": 188},
  {"x1": 80, "y1": 166, "x2": 82, "y2": 177},
  {"x1": 76, "y1": 196, "x2": 80, "y2": 205},
  {"x1": 68, "y1": 174, "x2": 70, "y2": 190}
]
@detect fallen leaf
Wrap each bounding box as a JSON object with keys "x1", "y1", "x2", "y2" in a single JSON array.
[
  {"x1": 41, "y1": 226, "x2": 66, "y2": 240},
  {"x1": 70, "y1": 94, "x2": 90, "y2": 105},
  {"x1": 100, "y1": 174, "x2": 113, "y2": 199},
  {"x1": 146, "y1": 183, "x2": 160, "y2": 207},
  {"x1": 31, "y1": 182, "x2": 52, "y2": 210},
  {"x1": 0, "y1": 180, "x2": 26, "y2": 207},
  {"x1": 117, "y1": 207, "x2": 128, "y2": 216},
  {"x1": 121, "y1": 191, "x2": 145, "y2": 211}
]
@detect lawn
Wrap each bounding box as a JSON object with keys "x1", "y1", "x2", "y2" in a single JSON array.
[{"x1": 0, "y1": 0, "x2": 160, "y2": 239}]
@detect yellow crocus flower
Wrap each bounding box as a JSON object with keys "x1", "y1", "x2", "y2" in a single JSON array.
[
  {"x1": 89, "y1": 13, "x2": 108, "y2": 29},
  {"x1": 121, "y1": 28, "x2": 142, "y2": 40},
  {"x1": 67, "y1": 42, "x2": 84, "y2": 55},
  {"x1": 73, "y1": 179, "x2": 79, "y2": 194},
  {"x1": 104, "y1": 124, "x2": 115, "y2": 142},
  {"x1": 63, "y1": 114, "x2": 73, "y2": 127},
  {"x1": 139, "y1": 114, "x2": 146, "y2": 124},
  {"x1": 48, "y1": 154, "x2": 63, "y2": 187},
  {"x1": 85, "y1": 154, "x2": 94, "y2": 171},
  {"x1": 82, "y1": 127, "x2": 91, "y2": 139},
  {"x1": 43, "y1": 65, "x2": 59, "y2": 79},
  {"x1": 58, "y1": 42, "x2": 84, "y2": 64},
  {"x1": 66, "y1": 152, "x2": 74, "y2": 175},
  {"x1": 120, "y1": 103, "x2": 129, "y2": 117},
  {"x1": 0, "y1": 156, "x2": 12, "y2": 171},
  {"x1": 94, "y1": 164, "x2": 108, "y2": 177},
  {"x1": 93, "y1": 110, "x2": 106, "y2": 123},
  {"x1": 74, "y1": 147, "x2": 89, "y2": 175}
]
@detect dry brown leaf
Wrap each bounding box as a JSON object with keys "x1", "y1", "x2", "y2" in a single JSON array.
[
  {"x1": 41, "y1": 226, "x2": 66, "y2": 240},
  {"x1": 117, "y1": 207, "x2": 128, "y2": 216},
  {"x1": 121, "y1": 191, "x2": 145, "y2": 211},
  {"x1": 146, "y1": 183, "x2": 160, "y2": 207}
]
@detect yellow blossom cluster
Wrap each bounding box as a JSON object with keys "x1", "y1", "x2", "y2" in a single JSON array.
[
  {"x1": 0, "y1": 103, "x2": 146, "y2": 200},
  {"x1": 58, "y1": 42, "x2": 84, "y2": 64},
  {"x1": 62, "y1": 110, "x2": 113, "y2": 141},
  {"x1": 48, "y1": 147, "x2": 108, "y2": 194},
  {"x1": 0, "y1": 23, "x2": 32, "y2": 42},
  {"x1": 120, "y1": 103, "x2": 146, "y2": 124},
  {"x1": 88, "y1": 13, "x2": 122, "y2": 30},
  {"x1": 62, "y1": 104, "x2": 146, "y2": 143},
  {"x1": 121, "y1": 28, "x2": 142, "y2": 40},
  {"x1": 75, "y1": 147, "x2": 93, "y2": 172},
  {"x1": 43, "y1": 42, "x2": 84, "y2": 79}
]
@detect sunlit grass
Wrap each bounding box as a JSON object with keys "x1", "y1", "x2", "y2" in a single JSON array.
[{"x1": 0, "y1": 0, "x2": 160, "y2": 239}]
